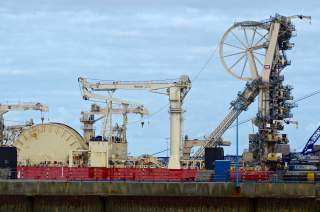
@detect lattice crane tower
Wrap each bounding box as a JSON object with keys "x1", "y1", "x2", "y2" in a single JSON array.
[{"x1": 219, "y1": 14, "x2": 310, "y2": 168}]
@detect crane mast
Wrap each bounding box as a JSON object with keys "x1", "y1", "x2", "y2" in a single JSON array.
[
  {"x1": 78, "y1": 75, "x2": 191, "y2": 169},
  {"x1": 249, "y1": 15, "x2": 311, "y2": 166},
  {"x1": 217, "y1": 14, "x2": 310, "y2": 168}
]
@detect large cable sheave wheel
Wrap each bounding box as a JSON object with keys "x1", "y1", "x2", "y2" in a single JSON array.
[{"x1": 219, "y1": 21, "x2": 269, "y2": 81}]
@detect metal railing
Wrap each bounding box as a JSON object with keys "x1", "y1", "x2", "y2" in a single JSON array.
[{"x1": 0, "y1": 168, "x2": 319, "y2": 183}]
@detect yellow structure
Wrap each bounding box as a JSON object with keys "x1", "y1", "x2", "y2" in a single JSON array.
[{"x1": 14, "y1": 123, "x2": 87, "y2": 166}]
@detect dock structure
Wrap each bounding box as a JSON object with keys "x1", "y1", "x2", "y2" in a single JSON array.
[{"x1": 0, "y1": 181, "x2": 319, "y2": 211}]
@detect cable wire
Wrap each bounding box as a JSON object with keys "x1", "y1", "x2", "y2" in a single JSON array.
[
  {"x1": 192, "y1": 45, "x2": 219, "y2": 82},
  {"x1": 126, "y1": 103, "x2": 169, "y2": 126},
  {"x1": 227, "y1": 88, "x2": 320, "y2": 129},
  {"x1": 293, "y1": 89, "x2": 320, "y2": 103},
  {"x1": 152, "y1": 148, "x2": 169, "y2": 156},
  {"x1": 135, "y1": 44, "x2": 219, "y2": 126}
]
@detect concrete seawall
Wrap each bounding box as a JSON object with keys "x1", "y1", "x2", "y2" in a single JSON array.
[{"x1": 0, "y1": 181, "x2": 319, "y2": 211}]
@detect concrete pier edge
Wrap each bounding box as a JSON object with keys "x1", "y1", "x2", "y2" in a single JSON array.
[{"x1": 0, "y1": 180, "x2": 318, "y2": 198}]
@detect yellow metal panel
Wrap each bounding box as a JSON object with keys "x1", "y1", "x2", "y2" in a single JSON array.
[{"x1": 14, "y1": 123, "x2": 87, "y2": 166}]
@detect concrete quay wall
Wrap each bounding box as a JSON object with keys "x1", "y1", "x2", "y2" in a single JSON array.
[{"x1": 0, "y1": 181, "x2": 318, "y2": 211}]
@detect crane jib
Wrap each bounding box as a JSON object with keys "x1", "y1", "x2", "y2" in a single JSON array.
[
  {"x1": 301, "y1": 126, "x2": 320, "y2": 155},
  {"x1": 193, "y1": 79, "x2": 260, "y2": 158}
]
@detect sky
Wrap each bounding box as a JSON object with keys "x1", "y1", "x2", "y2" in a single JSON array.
[{"x1": 0, "y1": 0, "x2": 319, "y2": 156}]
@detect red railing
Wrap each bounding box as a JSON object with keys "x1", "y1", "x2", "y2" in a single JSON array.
[
  {"x1": 17, "y1": 166, "x2": 198, "y2": 181},
  {"x1": 17, "y1": 166, "x2": 275, "y2": 182},
  {"x1": 230, "y1": 170, "x2": 274, "y2": 182}
]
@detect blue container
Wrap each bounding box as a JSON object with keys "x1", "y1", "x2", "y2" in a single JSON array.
[{"x1": 214, "y1": 160, "x2": 230, "y2": 182}]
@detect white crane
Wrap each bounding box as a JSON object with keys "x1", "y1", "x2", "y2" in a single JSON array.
[
  {"x1": 191, "y1": 15, "x2": 311, "y2": 163},
  {"x1": 81, "y1": 103, "x2": 148, "y2": 142},
  {"x1": 78, "y1": 75, "x2": 191, "y2": 169},
  {"x1": 217, "y1": 14, "x2": 311, "y2": 165},
  {"x1": 0, "y1": 102, "x2": 48, "y2": 144},
  {"x1": 3, "y1": 119, "x2": 34, "y2": 146},
  {"x1": 79, "y1": 80, "x2": 148, "y2": 142}
]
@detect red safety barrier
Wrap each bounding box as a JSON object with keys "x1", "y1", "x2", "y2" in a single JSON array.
[
  {"x1": 17, "y1": 166, "x2": 198, "y2": 181},
  {"x1": 230, "y1": 170, "x2": 274, "y2": 182}
]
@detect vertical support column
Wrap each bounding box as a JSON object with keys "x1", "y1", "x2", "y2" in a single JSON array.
[
  {"x1": 259, "y1": 23, "x2": 280, "y2": 119},
  {"x1": 106, "y1": 141, "x2": 110, "y2": 168},
  {"x1": 257, "y1": 23, "x2": 280, "y2": 163},
  {"x1": 168, "y1": 87, "x2": 181, "y2": 169},
  {"x1": 261, "y1": 23, "x2": 280, "y2": 83},
  {"x1": 260, "y1": 23, "x2": 280, "y2": 119},
  {"x1": 81, "y1": 115, "x2": 95, "y2": 142},
  {"x1": 0, "y1": 115, "x2": 4, "y2": 143},
  {"x1": 100, "y1": 100, "x2": 112, "y2": 168},
  {"x1": 69, "y1": 150, "x2": 73, "y2": 167},
  {"x1": 235, "y1": 116, "x2": 240, "y2": 192}
]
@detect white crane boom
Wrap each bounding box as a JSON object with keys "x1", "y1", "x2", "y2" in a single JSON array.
[
  {"x1": 80, "y1": 83, "x2": 141, "y2": 106},
  {"x1": 78, "y1": 76, "x2": 191, "y2": 99},
  {"x1": 0, "y1": 102, "x2": 48, "y2": 115},
  {"x1": 81, "y1": 103, "x2": 148, "y2": 143},
  {"x1": 85, "y1": 103, "x2": 148, "y2": 116},
  {"x1": 0, "y1": 102, "x2": 48, "y2": 143},
  {"x1": 78, "y1": 75, "x2": 191, "y2": 169},
  {"x1": 79, "y1": 79, "x2": 148, "y2": 142}
]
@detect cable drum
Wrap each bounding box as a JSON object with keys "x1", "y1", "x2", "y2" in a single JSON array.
[
  {"x1": 14, "y1": 123, "x2": 88, "y2": 166},
  {"x1": 219, "y1": 21, "x2": 269, "y2": 81}
]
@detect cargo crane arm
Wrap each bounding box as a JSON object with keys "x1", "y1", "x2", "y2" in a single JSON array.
[
  {"x1": 301, "y1": 126, "x2": 320, "y2": 155},
  {"x1": 0, "y1": 103, "x2": 48, "y2": 115},
  {"x1": 81, "y1": 103, "x2": 149, "y2": 144},
  {"x1": 79, "y1": 81, "x2": 148, "y2": 143},
  {"x1": 82, "y1": 103, "x2": 148, "y2": 128},
  {"x1": 78, "y1": 76, "x2": 191, "y2": 99},
  {"x1": 85, "y1": 103, "x2": 148, "y2": 117},
  {"x1": 193, "y1": 79, "x2": 261, "y2": 158},
  {"x1": 78, "y1": 75, "x2": 191, "y2": 169},
  {"x1": 0, "y1": 102, "x2": 48, "y2": 143},
  {"x1": 79, "y1": 83, "x2": 140, "y2": 106}
]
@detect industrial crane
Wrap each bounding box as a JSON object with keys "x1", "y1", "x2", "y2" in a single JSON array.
[
  {"x1": 81, "y1": 103, "x2": 148, "y2": 142},
  {"x1": 301, "y1": 126, "x2": 320, "y2": 155},
  {"x1": 0, "y1": 103, "x2": 48, "y2": 144},
  {"x1": 79, "y1": 82, "x2": 149, "y2": 167},
  {"x1": 78, "y1": 75, "x2": 191, "y2": 169},
  {"x1": 3, "y1": 119, "x2": 34, "y2": 146},
  {"x1": 284, "y1": 126, "x2": 320, "y2": 165},
  {"x1": 197, "y1": 14, "x2": 310, "y2": 168},
  {"x1": 79, "y1": 82, "x2": 148, "y2": 142}
]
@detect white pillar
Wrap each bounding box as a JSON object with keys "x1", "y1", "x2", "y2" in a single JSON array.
[
  {"x1": 68, "y1": 150, "x2": 73, "y2": 167},
  {"x1": 168, "y1": 87, "x2": 181, "y2": 169},
  {"x1": 0, "y1": 115, "x2": 4, "y2": 142}
]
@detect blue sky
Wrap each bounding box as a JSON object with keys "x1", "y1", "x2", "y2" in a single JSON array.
[{"x1": 0, "y1": 0, "x2": 319, "y2": 156}]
